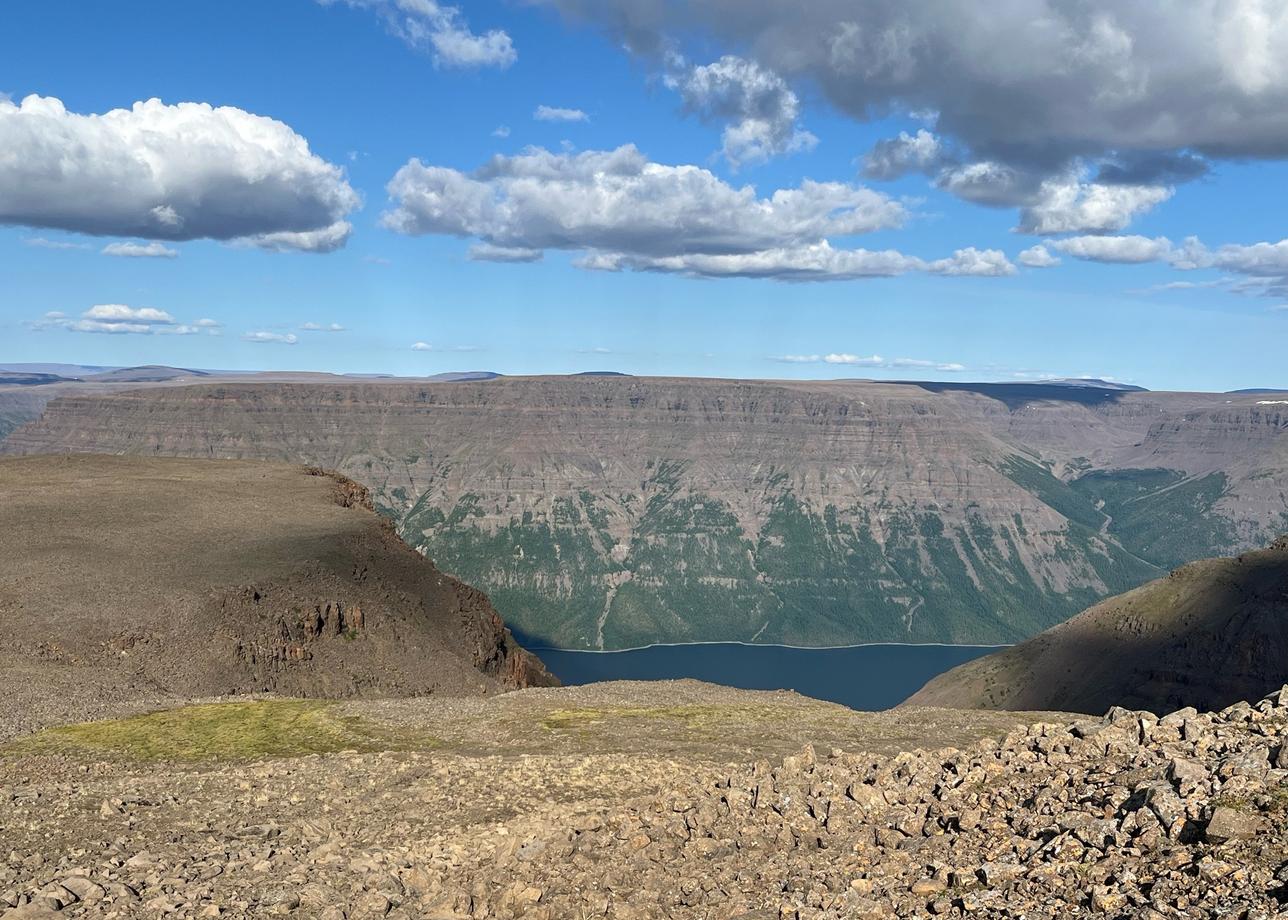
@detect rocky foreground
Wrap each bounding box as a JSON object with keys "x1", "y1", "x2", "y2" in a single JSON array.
[{"x1": 3, "y1": 682, "x2": 1288, "y2": 919}]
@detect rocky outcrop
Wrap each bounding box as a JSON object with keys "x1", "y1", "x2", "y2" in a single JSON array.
[{"x1": 904, "y1": 536, "x2": 1288, "y2": 714}]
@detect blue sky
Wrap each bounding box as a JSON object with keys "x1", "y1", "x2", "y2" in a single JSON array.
[{"x1": 2, "y1": 0, "x2": 1286, "y2": 390}]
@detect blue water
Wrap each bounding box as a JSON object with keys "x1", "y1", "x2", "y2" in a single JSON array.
[{"x1": 531, "y1": 642, "x2": 1004, "y2": 712}]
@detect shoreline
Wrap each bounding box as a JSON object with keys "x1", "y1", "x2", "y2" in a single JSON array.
[{"x1": 527, "y1": 639, "x2": 1012, "y2": 655}]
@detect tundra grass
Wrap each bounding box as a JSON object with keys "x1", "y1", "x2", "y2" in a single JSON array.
[{"x1": 5, "y1": 699, "x2": 438, "y2": 763}]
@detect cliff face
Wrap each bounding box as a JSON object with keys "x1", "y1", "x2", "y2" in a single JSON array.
[
  {"x1": 904, "y1": 536, "x2": 1288, "y2": 714},
  {"x1": 0, "y1": 455, "x2": 555, "y2": 712},
  {"x1": 6, "y1": 377, "x2": 1287, "y2": 649}
]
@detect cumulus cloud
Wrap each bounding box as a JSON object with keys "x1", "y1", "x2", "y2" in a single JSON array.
[
  {"x1": 102, "y1": 241, "x2": 178, "y2": 259},
  {"x1": 1016, "y1": 178, "x2": 1174, "y2": 235},
  {"x1": 1048, "y1": 234, "x2": 1288, "y2": 301},
  {"x1": 665, "y1": 54, "x2": 817, "y2": 168},
  {"x1": 773, "y1": 353, "x2": 967, "y2": 372},
  {"x1": 540, "y1": 1, "x2": 1288, "y2": 170},
  {"x1": 534, "y1": 105, "x2": 589, "y2": 123},
  {"x1": 0, "y1": 95, "x2": 358, "y2": 252},
  {"x1": 862, "y1": 130, "x2": 949, "y2": 180},
  {"x1": 1018, "y1": 245, "x2": 1060, "y2": 268},
  {"x1": 1051, "y1": 235, "x2": 1175, "y2": 264},
  {"x1": 492, "y1": 125, "x2": 511, "y2": 138},
  {"x1": 32, "y1": 304, "x2": 216, "y2": 336},
  {"x1": 381, "y1": 144, "x2": 1013, "y2": 281},
  {"x1": 243, "y1": 331, "x2": 299, "y2": 345},
  {"x1": 301, "y1": 322, "x2": 345, "y2": 332},
  {"x1": 319, "y1": 0, "x2": 516, "y2": 68}
]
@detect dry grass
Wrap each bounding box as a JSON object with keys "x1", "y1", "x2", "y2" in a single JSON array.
[{"x1": 4, "y1": 699, "x2": 438, "y2": 763}]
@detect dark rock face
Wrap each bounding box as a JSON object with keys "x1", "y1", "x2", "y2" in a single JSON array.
[
  {"x1": 0, "y1": 455, "x2": 555, "y2": 719},
  {"x1": 905, "y1": 537, "x2": 1288, "y2": 714}
]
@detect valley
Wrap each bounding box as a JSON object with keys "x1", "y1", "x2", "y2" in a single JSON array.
[{"x1": 5, "y1": 375, "x2": 1285, "y2": 650}]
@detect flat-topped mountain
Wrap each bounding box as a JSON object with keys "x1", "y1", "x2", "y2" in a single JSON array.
[
  {"x1": 5, "y1": 375, "x2": 1287, "y2": 649},
  {"x1": 85, "y1": 365, "x2": 210, "y2": 383},
  {"x1": 0, "y1": 455, "x2": 553, "y2": 733},
  {"x1": 905, "y1": 536, "x2": 1288, "y2": 714}
]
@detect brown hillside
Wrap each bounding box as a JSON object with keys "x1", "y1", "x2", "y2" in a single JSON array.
[
  {"x1": 0, "y1": 455, "x2": 554, "y2": 734},
  {"x1": 904, "y1": 536, "x2": 1288, "y2": 714}
]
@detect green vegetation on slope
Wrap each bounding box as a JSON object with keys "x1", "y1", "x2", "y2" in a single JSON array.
[
  {"x1": 1071, "y1": 469, "x2": 1238, "y2": 568},
  {"x1": 390, "y1": 452, "x2": 1252, "y2": 651},
  {"x1": 5, "y1": 700, "x2": 437, "y2": 763}
]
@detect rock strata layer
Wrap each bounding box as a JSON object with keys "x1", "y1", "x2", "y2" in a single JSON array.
[{"x1": 8, "y1": 377, "x2": 1288, "y2": 648}]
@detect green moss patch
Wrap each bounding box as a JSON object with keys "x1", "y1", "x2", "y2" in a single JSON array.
[{"x1": 6, "y1": 700, "x2": 437, "y2": 763}]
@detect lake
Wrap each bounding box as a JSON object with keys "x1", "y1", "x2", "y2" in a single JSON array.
[{"x1": 531, "y1": 642, "x2": 1004, "y2": 712}]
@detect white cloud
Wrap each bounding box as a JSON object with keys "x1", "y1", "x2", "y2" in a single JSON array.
[
  {"x1": 862, "y1": 130, "x2": 948, "y2": 180},
  {"x1": 301, "y1": 322, "x2": 346, "y2": 332},
  {"x1": 102, "y1": 241, "x2": 179, "y2": 259},
  {"x1": 381, "y1": 145, "x2": 1013, "y2": 282},
  {"x1": 0, "y1": 95, "x2": 358, "y2": 251},
  {"x1": 1051, "y1": 235, "x2": 1174, "y2": 264},
  {"x1": 1206, "y1": 239, "x2": 1288, "y2": 277},
  {"x1": 928, "y1": 159, "x2": 1172, "y2": 233},
  {"x1": 1043, "y1": 234, "x2": 1288, "y2": 302},
  {"x1": 243, "y1": 331, "x2": 299, "y2": 344},
  {"x1": 319, "y1": 0, "x2": 516, "y2": 68},
  {"x1": 84, "y1": 304, "x2": 174, "y2": 323},
  {"x1": 1018, "y1": 245, "x2": 1061, "y2": 268},
  {"x1": 411, "y1": 341, "x2": 481, "y2": 352},
  {"x1": 540, "y1": 1, "x2": 1288, "y2": 176},
  {"x1": 23, "y1": 236, "x2": 90, "y2": 250},
  {"x1": 772, "y1": 352, "x2": 967, "y2": 372},
  {"x1": 1016, "y1": 177, "x2": 1174, "y2": 235},
  {"x1": 492, "y1": 125, "x2": 511, "y2": 138},
  {"x1": 32, "y1": 304, "x2": 215, "y2": 336},
  {"x1": 468, "y1": 242, "x2": 544, "y2": 263},
  {"x1": 194, "y1": 318, "x2": 222, "y2": 329},
  {"x1": 238, "y1": 222, "x2": 354, "y2": 254},
  {"x1": 926, "y1": 247, "x2": 1015, "y2": 277},
  {"x1": 534, "y1": 105, "x2": 589, "y2": 123},
  {"x1": 665, "y1": 55, "x2": 817, "y2": 168}
]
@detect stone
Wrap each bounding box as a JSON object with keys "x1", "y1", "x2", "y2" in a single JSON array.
[{"x1": 1204, "y1": 806, "x2": 1266, "y2": 844}]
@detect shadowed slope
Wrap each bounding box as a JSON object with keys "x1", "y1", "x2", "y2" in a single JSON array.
[
  {"x1": 904, "y1": 536, "x2": 1288, "y2": 714},
  {"x1": 0, "y1": 455, "x2": 554, "y2": 736}
]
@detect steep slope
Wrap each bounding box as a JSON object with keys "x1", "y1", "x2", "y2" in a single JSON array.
[
  {"x1": 6, "y1": 376, "x2": 1286, "y2": 649},
  {"x1": 905, "y1": 536, "x2": 1288, "y2": 714},
  {"x1": 0, "y1": 455, "x2": 553, "y2": 725}
]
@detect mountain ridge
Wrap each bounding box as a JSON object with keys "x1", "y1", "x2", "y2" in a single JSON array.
[{"x1": 5, "y1": 375, "x2": 1286, "y2": 649}]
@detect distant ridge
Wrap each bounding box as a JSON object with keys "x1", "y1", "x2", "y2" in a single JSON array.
[
  {"x1": 0, "y1": 363, "x2": 116, "y2": 378},
  {"x1": 426, "y1": 371, "x2": 502, "y2": 382},
  {"x1": 575, "y1": 371, "x2": 631, "y2": 377},
  {"x1": 1230, "y1": 388, "x2": 1288, "y2": 394},
  {"x1": 87, "y1": 365, "x2": 210, "y2": 383},
  {"x1": 1040, "y1": 377, "x2": 1148, "y2": 391},
  {"x1": 0, "y1": 372, "x2": 78, "y2": 387}
]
